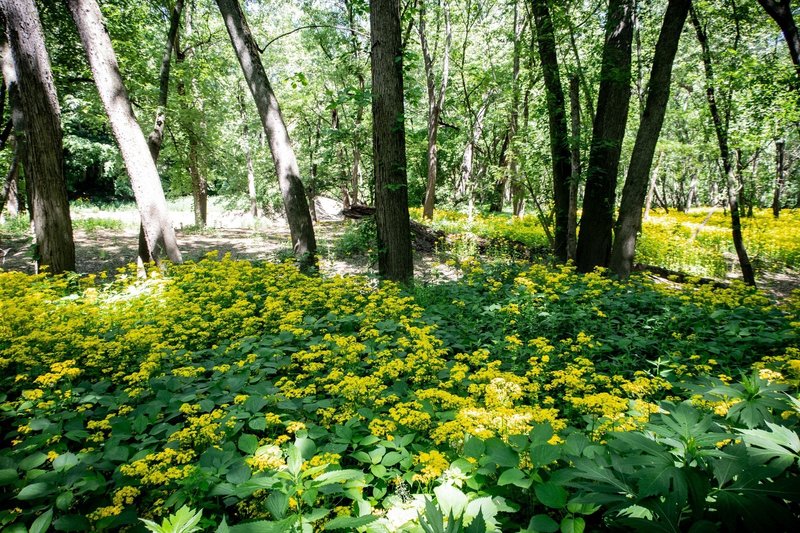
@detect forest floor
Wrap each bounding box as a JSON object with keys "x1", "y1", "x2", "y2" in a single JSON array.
[{"x1": 1, "y1": 197, "x2": 797, "y2": 300}]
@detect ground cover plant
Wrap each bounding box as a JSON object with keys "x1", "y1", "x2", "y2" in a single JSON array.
[{"x1": 1, "y1": 255, "x2": 799, "y2": 531}]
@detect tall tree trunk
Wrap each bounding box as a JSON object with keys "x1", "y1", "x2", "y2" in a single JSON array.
[
  {"x1": 139, "y1": 0, "x2": 184, "y2": 254},
  {"x1": 643, "y1": 151, "x2": 663, "y2": 220},
  {"x1": 690, "y1": 5, "x2": 756, "y2": 286},
  {"x1": 346, "y1": 0, "x2": 365, "y2": 205},
  {"x1": 532, "y1": 0, "x2": 571, "y2": 262},
  {"x1": 609, "y1": 0, "x2": 689, "y2": 278},
  {"x1": 419, "y1": 0, "x2": 451, "y2": 219},
  {"x1": 757, "y1": 0, "x2": 800, "y2": 82},
  {"x1": 66, "y1": 0, "x2": 182, "y2": 265},
  {"x1": 0, "y1": 138, "x2": 19, "y2": 218},
  {"x1": 2, "y1": 0, "x2": 75, "y2": 273},
  {"x1": 575, "y1": 0, "x2": 634, "y2": 273},
  {"x1": 460, "y1": 91, "x2": 491, "y2": 219},
  {"x1": 567, "y1": 74, "x2": 581, "y2": 261},
  {"x1": 370, "y1": 0, "x2": 413, "y2": 282},
  {"x1": 216, "y1": 0, "x2": 316, "y2": 267},
  {"x1": 773, "y1": 138, "x2": 785, "y2": 217}
]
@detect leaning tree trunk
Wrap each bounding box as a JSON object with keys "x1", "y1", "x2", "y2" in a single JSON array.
[
  {"x1": 370, "y1": 0, "x2": 413, "y2": 282},
  {"x1": 66, "y1": 0, "x2": 182, "y2": 265},
  {"x1": 609, "y1": 0, "x2": 689, "y2": 278},
  {"x1": 532, "y1": 0, "x2": 571, "y2": 262},
  {"x1": 757, "y1": 0, "x2": 800, "y2": 82},
  {"x1": 216, "y1": 0, "x2": 316, "y2": 266},
  {"x1": 575, "y1": 0, "x2": 634, "y2": 273},
  {"x1": 2, "y1": 0, "x2": 75, "y2": 273},
  {"x1": 691, "y1": 5, "x2": 755, "y2": 286}
]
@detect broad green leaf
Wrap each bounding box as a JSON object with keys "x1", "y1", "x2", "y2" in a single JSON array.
[
  {"x1": 30, "y1": 508, "x2": 53, "y2": 533},
  {"x1": 17, "y1": 482, "x2": 53, "y2": 500},
  {"x1": 238, "y1": 433, "x2": 259, "y2": 455},
  {"x1": 434, "y1": 483, "x2": 468, "y2": 519},
  {"x1": 529, "y1": 514, "x2": 559, "y2": 533},
  {"x1": 535, "y1": 482, "x2": 568, "y2": 509},
  {"x1": 497, "y1": 468, "x2": 532, "y2": 488},
  {"x1": 0, "y1": 469, "x2": 18, "y2": 485},
  {"x1": 559, "y1": 517, "x2": 585, "y2": 533}
]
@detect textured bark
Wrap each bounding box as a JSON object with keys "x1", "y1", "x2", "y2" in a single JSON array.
[
  {"x1": 2, "y1": 1, "x2": 75, "y2": 273},
  {"x1": 67, "y1": 0, "x2": 182, "y2": 265},
  {"x1": 238, "y1": 86, "x2": 258, "y2": 217},
  {"x1": 757, "y1": 0, "x2": 800, "y2": 80},
  {"x1": 532, "y1": 0, "x2": 571, "y2": 262},
  {"x1": 690, "y1": 5, "x2": 756, "y2": 286},
  {"x1": 459, "y1": 91, "x2": 491, "y2": 218},
  {"x1": 567, "y1": 74, "x2": 581, "y2": 261},
  {"x1": 370, "y1": 0, "x2": 413, "y2": 282},
  {"x1": 216, "y1": 0, "x2": 316, "y2": 266},
  {"x1": 346, "y1": 0, "x2": 365, "y2": 205},
  {"x1": 609, "y1": 0, "x2": 689, "y2": 278},
  {"x1": 147, "y1": 0, "x2": 183, "y2": 161},
  {"x1": 0, "y1": 147, "x2": 18, "y2": 218},
  {"x1": 643, "y1": 151, "x2": 663, "y2": 220},
  {"x1": 419, "y1": 0, "x2": 451, "y2": 219},
  {"x1": 575, "y1": 0, "x2": 634, "y2": 273}
]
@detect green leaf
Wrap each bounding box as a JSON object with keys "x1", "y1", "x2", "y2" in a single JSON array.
[
  {"x1": 382, "y1": 451, "x2": 404, "y2": 467},
  {"x1": 0, "y1": 469, "x2": 18, "y2": 485},
  {"x1": 560, "y1": 517, "x2": 585, "y2": 533},
  {"x1": 53, "y1": 452, "x2": 78, "y2": 472},
  {"x1": 30, "y1": 508, "x2": 53, "y2": 533},
  {"x1": 56, "y1": 491, "x2": 74, "y2": 511},
  {"x1": 529, "y1": 514, "x2": 559, "y2": 533},
  {"x1": 497, "y1": 468, "x2": 532, "y2": 489},
  {"x1": 266, "y1": 491, "x2": 289, "y2": 520},
  {"x1": 19, "y1": 452, "x2": 47, "y2": 471},
  {"x1": 464, "y1": 436, "x2": 485, "y2": 459},
  {"x1": 485, "y1": 438, "x2": 519, "y2": 467},
  {"x1": 314, "y1": 469, "x2": 365, "y2": 486},
  {"x1": 324, "y1": 514, "x2": 379, "y2": 530},
  {"x1": 228, "y1": 517, "x2": 299, "y2": 533},
  {"x1": 535, "y1": 482, "x2": 568, "y2": 509},
  {"x1": 295, "y1": 437, "x2": 317, "y2": 460},
  {"x1": 287, "y1": 445, "x2": 303, "y2": 476},
  {"x1": 434, "y1": 483, "x2": 468, "y2": 519},
  {"x1": 17, "y1": 482, "x2": 53, "y2": 500},
  {"x1": 238, "y1": 433, "x2": 259, "y2": 455}
]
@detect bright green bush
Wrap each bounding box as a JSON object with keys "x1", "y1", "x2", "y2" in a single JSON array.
[{"x1": 1, "y1": 257, "x2": 798, "y2": 531}]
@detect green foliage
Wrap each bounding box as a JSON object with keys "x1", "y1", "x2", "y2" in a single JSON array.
[
  {"x1": 1, "y1": 257, "x2": 798, "y2": 531},
  {"x1": 333, "y1": 219, "x2": 377, "y2": 260}
]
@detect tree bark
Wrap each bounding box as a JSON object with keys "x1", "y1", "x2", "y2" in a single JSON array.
[
  {"x1": 2, "y1": 0, "x2": 75, "y2": 273},
  {"x1": 216, "y1": 0, "x2": 316, "y2": 266},
  {"x1": 238, "y1": 85, "x2": 258, "y2": 217},
  {"x1": 147, "y1": 0, "x2": 183, "y2": 161},
  {"x1": 66, "y1": 0, "x2": 182, "y2": 265},
  {"x1": 609, "y1": 0, "x2": 689, "y2": 278},
  {"x1": 419, "y1": 0, "x2": 451, "y2": 219},
  {"x1": 567, "y1": 74, "x2": 581, "y2": 261},
  {"x1": 532, "y1": 0, "x2": 571, "y2": 262},
  {"x1": 459, "y1": 91, "x2": 491, "y2": 219},
  {"x1": 690, "y1": 5, "x2": 756, "y2": 286},
  {"x1": 575, "y1": 0, "x2": 634, "y2": 273},
  {"x1": 757, "y1": 0, "x2": 800, "y2": 82},
  {"x1": 773, "y1": 138, "x2": 785, "y2": 217},
  {"x1": 370, "y1": 0, "x2": 413, "y2": 282},
  {"x1": 0, "y1": 146, "x2": 18, "y2": 218}
]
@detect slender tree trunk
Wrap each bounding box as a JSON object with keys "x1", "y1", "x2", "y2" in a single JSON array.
[
  {"x1": 2, "y1": 0, "x2": 75, "y2": 273},
  {"x1": 346, "y1": 0, "x2": 365, "y2": 205},
  {"x1": 567, "y1": 74, "x2": 581, "y2": 261},
  {"x1": 773, "y1": 138, "x2": 785, "y2": 217},
  {"x1": 147, "y1": 0, "x2": 183, "y2": 161},
  {"x1": 66, "y1": 0, "x2": 181, "y2": 265},
  {"x1": 460, "y1": 91, "x2": 491, "y2": 219},
  {"x1": 690, "y1": 5, "x2": 756, "y2": 286},
  {"x1": 217, "y1": 0, "x2": 316, "y2": 266},
  {"x1": 609, "y1": 0, "x2": 689, "y2": 278},
  {"x1": 370, "y1": 0, "x2": 413, "y2": 282},
  {"x1": 0, "y1": 136, "x2": 19, "y2": 217},
  {"x1": 757, "y1": 0, "x2": 800, "y2": 82},
  {"x1": 576, "y1": 0, "x2": 634, "y2": 273},
  {"x1": 642, "y1": 152, "x2": 663, "y2": 220},
  {"x1": 532, "y1": 0, "x2": 571, "y2": 262},
  {"x1": 419, "y1": 0, "x2": 451, "y2": 219},
  {"x1": 331, "y1": 107, "x2": 351, "y2": 209}
]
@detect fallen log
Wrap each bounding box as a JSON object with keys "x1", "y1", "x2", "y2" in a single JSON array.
[{"x1": 341, "y1": 205, "x2": 446, "y2": 253}]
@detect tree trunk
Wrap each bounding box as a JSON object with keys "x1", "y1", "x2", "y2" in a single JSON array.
[
  {"x1": 643, "y1": 151, "x2": 663, "y2": 220},
  {"x1": 419, "y1": 0, "x2": 451, "y2": 219},
  {"x1": 216, "y1": 0, "x2": 316, "y2": 267},
  {"x1": 532, "y1": 0, "x2": 571, "y2": 262},
  {"x1": 370, "y1": 0, "x2": 413, "y2": 282},
  {"x1": 2, "y1": 0, "x2": 75, "y2": 273},
  {"x1": 66, "y1": 0, "x2": 182, "y2": 265},
  {"x1": 147, "y1": 0, "x2": 183, "y2": 161},
  {"x1": 757, "y1": 0, "x2": 800, "y2": 82},
  {"x1": 609, "y1": 0, "x2": 689, "y2": 278},
  {"x1": 690, "y1": 5, "x2": 756, "y2": 286},
  {"x1": 0, "y1": 137, "x2": 19, "y2": 218},
  {"x1": 567, "y1": 74, "x2": 581, "y2": 261},
  {"x1": 773, "y1": 138, "x2": 785, "y2": 217},
  {"x1": 460, "y1": 91, "x2": 491, "y2": 219},
  {"x1": 575, "y1": 0, "x2": 634, "y2": 273}
]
